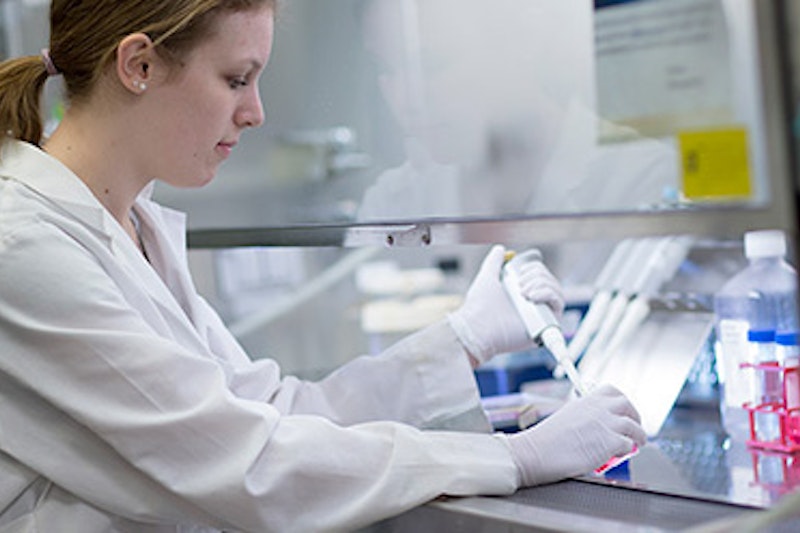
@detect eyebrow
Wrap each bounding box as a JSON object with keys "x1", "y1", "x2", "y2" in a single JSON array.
[{"x1": 246, "y1": 59, "x2": 265, "y2": 73}]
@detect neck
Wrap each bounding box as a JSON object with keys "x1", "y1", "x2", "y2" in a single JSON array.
[{"x1": 43, "y1": 107, "x2": 151, "y2": 227}]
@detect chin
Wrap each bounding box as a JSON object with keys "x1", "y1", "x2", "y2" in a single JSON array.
[
  {"x1": 195, "y1": 173, "x2": 217, "y2": 188},
  {"x1": 190, "y1": 165, "x2": 219, "y2": 188},
  {"x1": 168, "y1": 172, "x2": 217, "y2": 189}
]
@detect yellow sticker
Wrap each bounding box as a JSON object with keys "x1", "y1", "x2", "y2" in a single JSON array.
[{"x1": 678, "y1": 128, "x2": 751, "y2": 200}]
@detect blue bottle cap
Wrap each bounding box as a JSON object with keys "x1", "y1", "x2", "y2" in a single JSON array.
[
  {"x1": 776, "y1": 332, "x2": 800, "y2": 346},
  {"x1": 747, "y1": 329, "x2": 775, "y2": 342}
]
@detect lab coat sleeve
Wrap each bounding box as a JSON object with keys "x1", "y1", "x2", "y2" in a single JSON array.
[
  {"x1": 142, "y1": 195, "x2": 487, "y2": 433},
  {"x1": 276, "y1": 320, "x2": 493, "y2": 432},
  {"x1": 0, "y1": 222, "x2": 518, "y2": 532},
  {"x1": 189, "y1": 269, "x2": 489, "y2": 432}
]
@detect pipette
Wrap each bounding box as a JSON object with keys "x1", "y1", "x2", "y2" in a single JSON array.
[
  {"x1": 563, "y1": 239, "x2": 636, "y2": 366},
  {"x1": 502, "y1": 250, "x2": 589, "y2": 396},
  {"x1": 502, "y1": 250, "x2": 639, "y2": 473},
  {"x1": 600, "y1": 236, "x2": 694, "y2": 364},
  {"x1": 577, "y1": 238, "x2": 659, "y2": 381},
  {"x1": 554, "y1": 239, "x2": 636, "y2": 379}
]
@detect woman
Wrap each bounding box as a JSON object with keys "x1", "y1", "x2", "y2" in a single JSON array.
[{"x1": 0, "y1": 1, "x2": 646, "y2": 531}]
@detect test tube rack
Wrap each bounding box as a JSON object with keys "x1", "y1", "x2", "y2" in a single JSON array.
[
  {"x1": 749, "y1": 447, "x2": 800, "y2": 496},
  {"x1": 742, "y1": 362, "x2": 800, "y2": 453}
]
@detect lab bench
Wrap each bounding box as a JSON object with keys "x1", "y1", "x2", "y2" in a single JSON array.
[
  {"x1": 362, "y1": 405, "x2": 800, "y2": 532},
  {"x1": 361, "y1": 479, "x2": 758, "y2": 532}
]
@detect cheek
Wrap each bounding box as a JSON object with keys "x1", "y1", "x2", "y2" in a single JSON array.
[
  {"x1": 157, "y1": 123, "x2": 211, "y2": 179},
  {"x1": 156, "y1": 87, "x2": 228, "y2": 160},
  {"x1": 169, "y1": 101, "x2": 222, "y2": 152}
]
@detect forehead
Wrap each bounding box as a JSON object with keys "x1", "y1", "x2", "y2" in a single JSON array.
[{"x1": 186, "y1": 6, "x2": 274, "y2": 67}]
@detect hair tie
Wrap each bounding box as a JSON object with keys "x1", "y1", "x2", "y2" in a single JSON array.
[{"x1": 40, "y1": 48, "x2": 59, "y2": 77}]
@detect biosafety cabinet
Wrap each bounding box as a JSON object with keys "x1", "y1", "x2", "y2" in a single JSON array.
[{"x1": 6, "y1": 0, "x2": 800, "y2": 530}]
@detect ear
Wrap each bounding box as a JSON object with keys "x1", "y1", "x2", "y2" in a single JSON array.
[{"x1": 116, "y1": 33, "x2": 155, "y2": 94}]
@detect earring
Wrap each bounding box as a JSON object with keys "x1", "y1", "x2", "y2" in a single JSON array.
[{"x1": 133, "y1": 80, "x2": 147, "y2": 91}]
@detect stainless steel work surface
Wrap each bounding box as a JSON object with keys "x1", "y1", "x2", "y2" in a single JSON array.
[
  {"x1": 364, "y1": 405, "x2": 800, "y2": 532},
  {"x1": 587, "y1": 405, "x2": 800, "y2": 510},
  {"x1": 363, "y1": 479, "x2": 758, "y2": 532}
]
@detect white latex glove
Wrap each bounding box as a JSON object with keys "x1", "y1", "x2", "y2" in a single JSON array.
[
  {"x1": 499, "y1": 385, "x2": 647, "y2": 487},
  {"x1": 447, "y1": 244, "x2": 564, "y2": 365}
]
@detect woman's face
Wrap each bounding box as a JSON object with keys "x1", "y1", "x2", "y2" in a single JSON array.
[{"x1": 146, "y1": 6, "x2": 273, "y2": 188}]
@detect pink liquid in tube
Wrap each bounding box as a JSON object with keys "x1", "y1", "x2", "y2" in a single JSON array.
[{"x1": 595, "y1": 445, "x2": 640, "y2": 475}]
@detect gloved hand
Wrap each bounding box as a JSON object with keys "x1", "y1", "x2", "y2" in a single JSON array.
[
  {"x1": 498, "y1": 385, "x2": 647, "y2": 487},
  {"x1": 447, "y1": 244, "x2": 564, "y2": 365}
]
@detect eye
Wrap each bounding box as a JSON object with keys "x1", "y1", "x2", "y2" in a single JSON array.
[{"x1": 228, "y1": 77, "x2": 248, "y2": 89}]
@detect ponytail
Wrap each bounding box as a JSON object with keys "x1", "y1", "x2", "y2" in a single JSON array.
[
  {"x1": 0, "y1": 56, "x2": 50, "y2": 149},
  {"x1": 0, "y1": 0, "x2": 277, "y2": 152}
]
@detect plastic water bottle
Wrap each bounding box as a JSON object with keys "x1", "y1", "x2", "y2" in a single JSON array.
[{"x1": 713, "y1": 230, "x2": 798, "y2": 441}]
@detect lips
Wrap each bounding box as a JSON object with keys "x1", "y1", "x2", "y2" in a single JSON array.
[{"x1": 216, "y1": 141, "x2": 237, "y2": 158}]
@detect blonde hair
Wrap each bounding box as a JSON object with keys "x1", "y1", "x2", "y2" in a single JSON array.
[{"x1": 0, "y1": 0, "x2": 275, "y2": 148}]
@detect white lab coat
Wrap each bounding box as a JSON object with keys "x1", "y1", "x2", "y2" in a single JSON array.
[{"x1": 0, "y1": 140, "x2": 518, "y2": 533}]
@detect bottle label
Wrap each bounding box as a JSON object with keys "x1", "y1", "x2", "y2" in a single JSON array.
[{"x1": 718, "y1": 319, "x2": 754, "y2": 407}]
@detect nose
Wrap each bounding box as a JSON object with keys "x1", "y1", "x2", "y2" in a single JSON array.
[{"x1": 236, "y1": 87, "x2": 265, "y2": 129}]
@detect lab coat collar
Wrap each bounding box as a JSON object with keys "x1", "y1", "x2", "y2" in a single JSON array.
[
  {"x1": 1, "y1": 140, "x2": 206, "y2": 350},
  {"x1": 0, "y1": 140, "x2": 178, "y2": 245},
  {"x1": 138, "y1": 180, "x2": 156, "y2": 201},
  {"x1": 0, "y1": 139, "x2": 113, "y2": 235}
]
